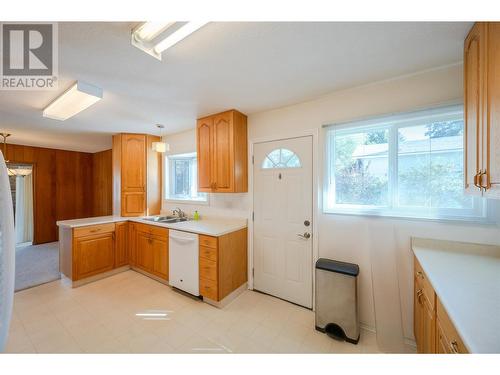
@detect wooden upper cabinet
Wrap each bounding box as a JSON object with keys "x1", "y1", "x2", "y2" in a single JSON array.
[
  {"x1": 197, "y1": 117, "x2": 213, "y2": 190},
  {"x1": 112, "y1": 133, "x2": 162, "y2": 216},
  {"x1": 122, "y1": 134, "x2": 146, "y2": 191},
  {"x1": 197, "y1": 110, "x2": 248, "y2": 193},
  {"x1": 213, "y1": 112, "x2": 233, "y2": 191},
  {"x1": 464, "y1": 22, "x2": 500, "y2": 198},
  {"x1": 464, "y1": 23, "x2": 483, "y2": 195},
  {"x1": 484, "y1": 23, "x2": 500, "y2": 198}
]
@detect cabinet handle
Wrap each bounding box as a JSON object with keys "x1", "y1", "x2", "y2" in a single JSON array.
[
  {"x1": 416, "y1": 289, "x2": 423, "y2": 304},
  {"x1": 450, "y1": 341, "x2": 459, "y2": 354},
  {"x1": 89, "y1": 228, "x2": 100, "y2": 233},
  {"x1": 473, "y1": 172, "x2": 480, "y2": 188},
  {"x1": 480, "y1": 170, "x2": 490, "y2": 191}
]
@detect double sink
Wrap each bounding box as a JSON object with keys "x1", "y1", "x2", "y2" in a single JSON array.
[{"x1": 144, "y1": 215, "x2": 190, "y2": 224}]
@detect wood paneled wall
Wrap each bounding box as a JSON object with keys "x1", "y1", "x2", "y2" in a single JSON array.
[
  {"x1": 5, "y1": 144, "x2": 113, "y2": 244},
  {"x1": 92, "y1": 150, "x2": 113, "y2": 217}
]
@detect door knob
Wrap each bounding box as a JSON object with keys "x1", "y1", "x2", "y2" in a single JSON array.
[{"x1": 297, "y1": 232, "x2": 311, "y2": 239}]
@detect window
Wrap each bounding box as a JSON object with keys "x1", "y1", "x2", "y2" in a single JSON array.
[
  {"x1": 262, "y1": 148, "x2": 301, "y2": 169},
  {"x1": 324, "y1": 105, "x2": 486, "y2": 220},
  {"x1": 165, "y1": 153, "x2": 207, "y2": 202}
]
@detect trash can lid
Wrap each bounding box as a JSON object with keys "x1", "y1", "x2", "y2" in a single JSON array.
[{"x1": 315, "y1": 258, "x2": 359, "y2": 277}]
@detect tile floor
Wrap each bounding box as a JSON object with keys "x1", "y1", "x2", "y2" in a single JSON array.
[{"x1": 5, "y1": 270, "x2": 382, "y2": 354}]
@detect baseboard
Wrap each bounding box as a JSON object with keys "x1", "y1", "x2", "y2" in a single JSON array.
[
  {"x1": 71, "y1": 266, "x2": 130, "y2": 288},
  {"x1": 130, "y1": 266, "x2": 170, "y2": 286},
  {"x1": 203, "y1": 282, "x2": 248, "y2": 308}
]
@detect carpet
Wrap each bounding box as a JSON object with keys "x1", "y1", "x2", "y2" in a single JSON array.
[{"x1": 15, "y1": 242, "x2": 60, "y2": 292}]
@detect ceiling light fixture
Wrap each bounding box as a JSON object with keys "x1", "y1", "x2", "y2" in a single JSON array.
[
  {"x1": 133, "y1": 22, "x2": 175, "y2": 42},
  {"x1": 132, "y1": 21, "x2": 208, "y2": 60},
  {"x1": 1, "y1": 133, "x2": 33, "y2": 177},
  {"x1": 42, "y1": 81, "x2": 103, "y2": 121},
  {"x1": 152, "y1": 124, "x2": 169, "y2": 153}
]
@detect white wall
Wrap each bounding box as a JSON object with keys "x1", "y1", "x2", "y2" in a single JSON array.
[
  {"x1": 161, "y1": 63, "x2": 500, "y2": 352},
  {"x1": 248, "y1": 63, "x2": 500, "y2": 352}
]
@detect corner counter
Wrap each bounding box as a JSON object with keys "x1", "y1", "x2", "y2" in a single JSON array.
[{"x1": 412, "y1": 237, "x2": 500, "y2": 353}]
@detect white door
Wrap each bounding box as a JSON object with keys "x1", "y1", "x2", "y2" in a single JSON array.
[{"x1": 253, "y1": 136, "x2": 313, "y2": 308}]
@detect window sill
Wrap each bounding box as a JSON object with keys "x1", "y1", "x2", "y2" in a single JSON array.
[
  {"x1": 322, "y1": 208, "x2": 494, "y2": 226},
  {"x1": 164, "y1": 198, "x2": 209, "y2": 206}
]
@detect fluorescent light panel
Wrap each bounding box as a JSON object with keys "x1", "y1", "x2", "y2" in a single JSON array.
[
  {"x1": 43, "y1": 81, "x2": 102, "y2": 121},
  {"x1": 132, "y1": 21, "x2": 208, "y2": 60},
  {"x1": 134, "y1": 22, "x2": 175, "y2": 42},
  {"x1": 154, "y1": 21, "x2": 208, "y2": 54}
]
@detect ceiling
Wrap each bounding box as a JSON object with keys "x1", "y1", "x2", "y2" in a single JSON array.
[{"x1": 0, "y1": 22, "x2": 472, "y2": 153}]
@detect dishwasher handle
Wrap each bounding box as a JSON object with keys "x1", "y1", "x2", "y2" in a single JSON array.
[{"x1": 169, "y1": 234, "x2": 198, "y2": 243}]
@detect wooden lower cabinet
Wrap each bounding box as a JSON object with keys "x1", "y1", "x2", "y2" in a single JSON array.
[
  {"x1": 115, "y1": 222, "x2": 128, "y2": 267},
  {"x1": 133, "y1": 223, "x2": 168, "y2": 280},
  {"x1": 199, "y1": 228, "x2": 247, "y2": 302},
  {"x1": 413, "y1": 256, "x2": 468, "y2": 354},
  {"x1": 436, "y1": 298, "x2": 468, "y2": 354},
  {"x1": 73, "y1": 232, "x2": 115, "y2": 281}
]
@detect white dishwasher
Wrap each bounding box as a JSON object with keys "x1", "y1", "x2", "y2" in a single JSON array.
[{"x1": 169, "y1": 230, "x2": 199, "y2": 296}]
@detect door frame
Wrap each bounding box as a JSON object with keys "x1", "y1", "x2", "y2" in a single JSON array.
[{"x1": 248, "y1": 129, "x2": 319, "y2": 310}]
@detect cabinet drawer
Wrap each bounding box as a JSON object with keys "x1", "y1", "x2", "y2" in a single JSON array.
[
  {"x1": 437, "y1": 298, "x2": 468, "y2": 354},
  {"x1": 134, "y1": 222, "x2": 168, "y2": 238},
  {"x1": 199, "y1": 235, "x2": 217, "y2": 249},
  {"x1": 74, "y1": 223, "x2": 116, "y2": 238},
  {"x1": 200, "y1": 277, "x2": 218, "y2": 301},
  {"x1": 199, "y1": 258, "x2": 218, "y2": 281},
  {"x1": 199, "y1": 245, "x2": 217, "y2": 262},
  {"x1": 414, "y1": 257, "x2": 435, "y2": 310}
]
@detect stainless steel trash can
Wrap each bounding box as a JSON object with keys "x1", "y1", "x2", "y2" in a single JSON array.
[{"x1": 315, "y1": 258, "x2": 360, "y2": 344}]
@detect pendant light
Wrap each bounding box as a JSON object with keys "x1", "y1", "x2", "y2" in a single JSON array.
[
  {"x1": 0, "y1": 133, "x2": 33, "y2": 177},
  {"x1": 152, "y1": 124, "x2": 169, "y2": 153}
]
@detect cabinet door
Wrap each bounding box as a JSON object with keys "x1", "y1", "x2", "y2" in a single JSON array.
[
  {"x1": 115, "y1": 222, "x2": 128, "y2": 267},
  {"x1": 151, "y1": 236, "x2": 168, "y2": 280},
  {"x1": 414, "y1": 282, "x2": 424, "y2": 353},
  {"x1": 129, "y1": 223, "x2": 137, "y2": 266},
  {"x1": 197, "y1": 117, "x2": 213, "y2": 192},
  {"x1": 464, "y1": 23, "x2": 484, "y2": 195},
  {"x1": 136, "y1": 231, "x2": 154, "y2": 272},
  {"x1": 74, "y1": 233, "x2": 115, "y2": 280},
  {"x1": 121, "y1": 192, "x2": 146, "y2": 217},
  {"x1": 213, "y1": 112, "x2": 234, "y2": 192},
  {"x1": 422, "y1": 298, "x2": 435, "y2": 353},
  {"x1": 436, "y1": 319, "x2": 451, "y2": 354},
  {"x1": 121, "y1": 134, "x2": 146, "y2": 191},
  {"x1": 484, "y1": 23, "x2": 500, "y2": 198}
]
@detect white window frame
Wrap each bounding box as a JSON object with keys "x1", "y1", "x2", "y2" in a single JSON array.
[
  {"x1": 323, "y1": 105, "x2": 488, "y2": 222},
  {"x1": 164, "y1": 152, "x2": 208, "y2": 205}
]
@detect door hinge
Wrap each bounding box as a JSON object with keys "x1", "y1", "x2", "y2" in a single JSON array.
[
  {"x1": 252, "y1": 211, "x2": 254, "y2": 221},
  {"x1": 252, "y1": 268, "x2": 254, "y2": 278},
  {"x1": 252, "y1": 155, "x2": 254, "y2": 164}
]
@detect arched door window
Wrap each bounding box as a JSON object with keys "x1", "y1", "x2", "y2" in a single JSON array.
[{"x1": 262, "y1": 148, "x2": 301, "y2": 169}]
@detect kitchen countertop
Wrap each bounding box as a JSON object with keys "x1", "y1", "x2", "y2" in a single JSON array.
[
  {"x1": 412, "y1": 237, "x2": 500, "y2": 353},
  {"x1": 57, "y1": 215, "x2": 247, "y2": 237},
  {"x1": 56, "y1": 216, "x2": 127, "y2": 227}
]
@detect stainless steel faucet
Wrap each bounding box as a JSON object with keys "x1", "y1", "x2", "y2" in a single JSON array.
[{"x1": 172, "y1": 208, "x2": 186, "y2": 218}]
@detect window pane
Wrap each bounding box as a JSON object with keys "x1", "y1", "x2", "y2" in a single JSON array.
[
  {"x1": 333, "y1": 129, "x2": 389, "y2": 206},
  {"x1": 261, "y1": 148, "x2": 301, "y2": 169},
  {"x1": 397, "y1": 120, "x2": 472, "y2": 209},
  {"x1": 167, "y1": 153, "x2": 207, "y2": 201},
  {"x1": 174, "y1": 159, "x2": 190, "y2": 196}
]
